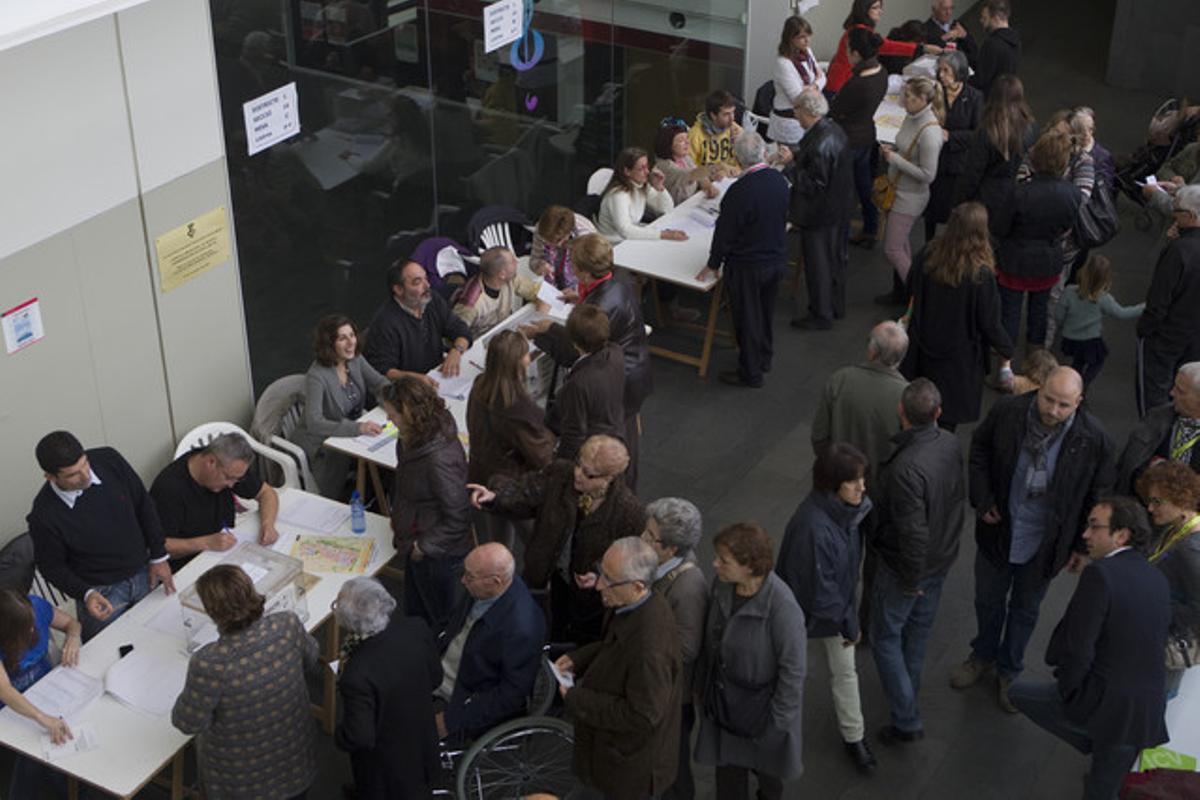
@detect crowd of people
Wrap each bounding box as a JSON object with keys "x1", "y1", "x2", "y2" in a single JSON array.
[{"x1": 3, "y1": 1, "x2": 1200, "y2": 799}]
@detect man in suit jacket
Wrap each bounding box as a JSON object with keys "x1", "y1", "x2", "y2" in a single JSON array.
[
  {"x1": 1009, "y1": 497, "x2": 1171, "y2": 800},
  {"x1": 546, "y1": 304, "x2": 626, "y2": 462},
  {"x1": 922, "y1": 0, "x2": 977, "y2": 67},
  {"x1": 435, "y1": 543, "x2": 546, "y2": 741}
]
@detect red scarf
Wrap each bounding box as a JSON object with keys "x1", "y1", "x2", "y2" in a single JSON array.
[{"x1": 578, "y1": 271, "x2": 614, "y2": 302}]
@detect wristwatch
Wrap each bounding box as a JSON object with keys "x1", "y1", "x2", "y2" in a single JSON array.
[{"x1": 453, "y1": 342, "x2": 468, "y2": 354}]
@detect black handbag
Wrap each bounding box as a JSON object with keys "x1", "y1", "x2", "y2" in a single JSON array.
[
  {"x1": 702, "y1": 655, "x2": 775, "y2": 739},
  {"x1": 1075, "y1": 179, "x2": 1119, "y2": 249}
]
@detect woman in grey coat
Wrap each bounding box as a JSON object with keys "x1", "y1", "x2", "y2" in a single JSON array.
[
  {"x1": 695, "y1": 523, "x2": 807, "y2": 800},
  {"x1": 292, "y1": 314, "x2": 389, "y2": 498}
]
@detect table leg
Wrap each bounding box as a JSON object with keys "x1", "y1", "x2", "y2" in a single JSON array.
[
  {"x1": 67, "y1": 777, "x2": 78, "y2": 800},
  {"x1": 650, "y1": 277, "x2": 666, "y2": 327},
  {"x1": 697, "y1": 280, "x2": 724, "y2": 378},
  {"x1": 322, "y1": 616, "x2": 339, "y2": 735},
  {"x1": 368, "y1": 463, "x2": 390, "y2": 517},
  {"x1": 171, "y1": 750, "x2": 184, "y2": 800},
  {"x1": 355, "y1": 459, "x2": 367, "y2": 500}
]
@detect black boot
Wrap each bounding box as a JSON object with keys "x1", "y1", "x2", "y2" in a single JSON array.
[{"x1": 845, "y1": 739, "x2": 878, "y2": 773}]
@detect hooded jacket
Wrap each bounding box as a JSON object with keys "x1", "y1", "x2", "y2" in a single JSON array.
[{"x1": 970, "y1": 27, "x2": 1021, "y2": 97}]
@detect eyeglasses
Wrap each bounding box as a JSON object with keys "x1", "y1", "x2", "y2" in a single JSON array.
[
  {"x1": 463, "y1": 571, "x2": 500, "y2": 583},
  {"x1": 1146, "y1": 497, "x2": 1168, "y2": 507},
  {"x1": 596, "y1": 570, "x2": 639, "y2": 590},
  {"x1": 1085, "y1": 522, "x2": 1111, "y2": 531},
  {"x1": 659, "y1": 116, "x2": 686, "y2": 128},
  {"x1": 641, "y1": 527, "x2": 662, "y2": 544},
  {"x1": 574, "y1": 460, "x2": 608, "y2": 481}
]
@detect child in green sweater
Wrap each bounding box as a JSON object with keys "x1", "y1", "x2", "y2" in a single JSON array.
[{"x1": 1054, "y1": 254, "x2": 1144, "y2": 386}]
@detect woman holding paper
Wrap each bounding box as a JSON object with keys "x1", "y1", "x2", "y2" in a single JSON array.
[
  {"x1": 293, "y1": 313, "x2": 389, "y2": 499},
  {"x1": 0, "y1": 589, "x2": 82, "y2": 796}
]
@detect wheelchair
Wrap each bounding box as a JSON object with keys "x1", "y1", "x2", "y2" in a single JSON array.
[{"x1": 436, "y1": 655, "x2": 579, "y2": 799}]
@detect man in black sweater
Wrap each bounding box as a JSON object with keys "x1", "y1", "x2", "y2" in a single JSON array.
[
  {"x1": 28, "y1": 431, "x2": 174, "y2": 641},
  {"x1": 698, "y1": 131, "x2": 791, "y2": 388},
  {"x1": 970, "y1": 0, "x2": 1021, "y2": 98}
]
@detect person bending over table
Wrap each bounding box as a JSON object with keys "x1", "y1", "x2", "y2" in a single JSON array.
[
  {"x1": 529, "y1": 204, "x2": 596, "y2": 290},
  {"x1": 363, "y1": 259, "x2": 472, "y2": 386},
  {"x1": 27, "y1": 431, "x2": 174, "y2": 642},
  {"x1": 172, "y1": 565, "x2": 318, "y2": 800},
  {"x1": 597, "y1": 146, "x2": 687, "y2": 242},
  {"x1": 379, "y1": 377, "x2": 472, "y2": 632},
  {"x1": 291, "y1": 313, "x2": 389, "y2": 498},
  {"x1": 452, "y1": 245, "x2": 547, "y2": 339},
  {"x1": 0, "y1": 589, "x2": 82, "y2": 798},
  {"x1": 150, "y1": 432, "x2": 279, "y2": 569}
]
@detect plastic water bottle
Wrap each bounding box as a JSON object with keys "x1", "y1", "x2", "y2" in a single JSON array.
[{"x1": 350, "y1": 491, "x2": 366, "y2": 534}]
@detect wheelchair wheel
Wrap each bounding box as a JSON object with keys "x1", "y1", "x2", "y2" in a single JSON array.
[
  {"x1": 455, "y1": 716, "x2": 575, "y2": 800},
  {"x1": 526, "y1": 658, "x2": 557, "y2": 717}
]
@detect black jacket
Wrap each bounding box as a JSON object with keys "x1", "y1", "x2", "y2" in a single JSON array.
[
  {"x1": 969, "y1": 393, "x2": 1115, "y2": 581},
  {"x1": 1137, "y1": 227, "x2": 1200, "y2": 348},
  {"x1": 1115, "y1": 404, "x2": 1199, "y2": 494},
  {"x1": 997, "y1": 175, "x2": 1081, "y2": 281},
  {"x1": 952, "y1": 123, "x2": 1036, "y2": 238},
  {"x1": 922, "y1": 18, "x2": 978, "y2": 67},
  {"x1": 1047, "y1": 550, "x2": 1170, "y2": 750},
  {"x1": 926, "y1": 84, "x2": 985, "y2": 225},
  {"x1": 437, "y1": 576, "x2": 547, "y2": 740},
  {"x1": 970, "y1": 26, "x2": 1021, "y2": 97},
  {"x1": 535, "y1": 273, "x2": 652, "y2": 414},
  {"x1": 390, "y1": 414, "x2": 472, "y2": 559},
  {"x1": 707, "y1": 166, "x2": 791, "y2": 270},
  {"x1": 363, "y1": 292, "x2": 472, "y2": 377},
  {"x1": 788, "y1": 117, "x2": 854, "y2": 229},
  {"x1": 335, "y1": 615, "x2": 443, "y2": 800},
  {"x1": 547, "y1": 342, "x2": 626, "y2": 462},
  {"x1": 873, "y1": 424, "x2": 967, "y2": 591},
  {"x1": 777, "y1": 490, "x2": 870, "y2": 640},
  {"x1": 828, "y1": 60, "x2": 889, "y2": 150}
]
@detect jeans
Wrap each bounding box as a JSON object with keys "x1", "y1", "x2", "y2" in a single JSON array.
[
  {"x1": 870, "y1": 565, "x2": 948, "y2": 733},
  {"x1": 76, "y1": 569, "x2": 150, "y2": 642},
  {"x1": 1008, "y1": 680, "x2": 1138, "y2": 800},
  {"x1": 969, "y1": 550, "x2": 1050, "y2": 680},
  {"x1": 403, "y1": 552, "x2": 464, "y2": 633},
  {"x1": 850, "y1": 145, "x2": 879, "y2": 236},
  {"x1": 998, "y1": 285, "x2": 1051, "y2": 351},
  {"x1": 713, "y1": 765, "x2": 784, "y2": 800},
  {"x1": 817, "y1": 636, "x2": 865, "y2": 742},
  {"x1": 882, "y1": 211, "x2": 919, "y2": 283}
]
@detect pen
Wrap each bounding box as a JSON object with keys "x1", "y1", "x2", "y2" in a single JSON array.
[{"x1": 469, "y1": 360, "x2": 484, "y2": 371}]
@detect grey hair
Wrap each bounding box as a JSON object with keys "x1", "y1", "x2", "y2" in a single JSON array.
[
  {"x1": 205, "y1": 433, "x2": 255, "y2": 465},
  {"x1": 645, "y1": 497, "x2": 703, "y2": 552},
  {"x1": 867, "y1": 321, "x2": 909, "y2": 367},
  {"x1": 937, "y1": 50, "x2": 970, "y2": 84},
  {"x1": 1176, "y1": 185, "x2": 1200, "y2": 216},
  {"x1": 334, "y1": 577, "x2": 397, "y2": 636},
  {"x1": 607, "y1": 537, "x2": 659, "y2": 585},
  {"x1": 733, "y1": 132, "x2": 769, "y2": 167},
  {"x1": 901, "y1": 377, "x2": 942, "y2": 426},
  {"x1": 479, "y1": 246, "x2": 514, "y2": 277},
  {"x1": 1179, "y1": 362, "x2": 1200, "y2": 391},
  {"x1": 794, "y1": 89, "x2": 828, "y2": 119}
]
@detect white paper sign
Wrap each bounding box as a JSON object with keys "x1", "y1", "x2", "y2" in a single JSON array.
[
  {"x1": 2, "y1": 297, "x2": 44, "y2": 355},
  {"x1": 243, "y1": 82, "x2": 300, "y2": 156},
  {"x1": 484, "y1": 0, "x2": 523, "y2": 53}
]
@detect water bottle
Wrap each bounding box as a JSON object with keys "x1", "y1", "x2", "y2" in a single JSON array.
[{"x1": 350, "y1": 491, "x2": 366, "y2": 534}]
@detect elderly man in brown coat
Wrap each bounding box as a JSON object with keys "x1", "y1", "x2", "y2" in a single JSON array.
[
  {"x1": 467, "y1": 435, "x2": 645, "y2": 645},
  {"x1": 554, "y1": 537, "x2": 682, "y2": 800}
]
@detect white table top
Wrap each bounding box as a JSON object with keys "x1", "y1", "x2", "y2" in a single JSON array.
[
  {"x1": 0, "y1": 488, "x2": 395, "y2": 798},
  {"x1": 611, "y1": 182, "x2": 731, "y2": 292}
]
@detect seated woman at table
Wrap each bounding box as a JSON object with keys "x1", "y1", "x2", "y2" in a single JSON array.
[
  {"x1": 597, "y1": 147, "x2": 688, "y2": 243},
  {"x1": 171, "y1": 565, "x2": 319, "y2": 800},
  {"x1": 654, "y1": 118, "x2": 721, "y2": 205},
  {"x1": 291, "y1": 314, "x2": 388, "y2": 499},
  {"x1": 379, "y1": 377, "x2": 472, "y2": 632},
  {"x1": 467, "y1": 329, "x2": 555, "y2": 546},
  {"x1": 1, "y1": 590, "x2": 81, "y2": 798},
  {"x1": 529, "y1": 205, "x2": 596, "y2": 290}
]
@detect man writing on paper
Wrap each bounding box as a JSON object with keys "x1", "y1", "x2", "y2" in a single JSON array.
[
  {"x1": 364, "y1": 259, "x2": 473, "y2": 386},
  {"x1": 27, "y1": 431, "x2": 174, "y2": 641},
  {"x1": 150, "y1": 432, "x2": 280, "y2": 569}
]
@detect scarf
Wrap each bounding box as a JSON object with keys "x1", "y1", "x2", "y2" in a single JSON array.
[
  {"x1": 339, "y1": 631, "x2": 369, "y2": 666},
  {"x1": 1170, "y1": 416, "x2": 1200, "y2": 462},
  {"x1": 1021, "y1": 402, "x2": 1073, "y2": 499},
  {"x1": 791, "y1": 48, "x2": 818, "y2": 85},
  {"x1": 577, "y1": 271, "x2": 613, "y2": 302}
]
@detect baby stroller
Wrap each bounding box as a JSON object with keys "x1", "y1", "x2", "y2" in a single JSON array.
[{"x1": 1114, "y1": 98, "x2": 1200, "y2": 230}]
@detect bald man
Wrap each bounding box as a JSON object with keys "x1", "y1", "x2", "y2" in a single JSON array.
[
  {"x1": 951, "y1": 367, "x2": 1115, "y2": 713},
  {"x1": 434, "y1": 543, "x2": 546, "y2": 741}
]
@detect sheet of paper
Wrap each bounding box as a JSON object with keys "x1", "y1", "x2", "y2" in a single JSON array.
[
  {"x1": 147, "y1": 596, "x2": 187, "y2": 641},
  {"x1": 484, "y1": 0, "x2": 523, "y2": 53},
  {"x1": 23, "y1": 668, "x2": 103, "y2": 723},
  {"x1": 353, "y1": 420, "x2": 397, "y2": 449},
  {"x1": 434, "y1": 368, "x2": 478, "y2": 401},
  {"x1": 535, "y1": 279, "x2": 572, "y2": 319},
  {"x1": 239, "y1": 562, "x2": 269, "y2": 584},
  {"x1": 277, "y1": 493, "x2": 350, "y2": 533},
  {"x1": 105, "y1": 650, "x2": 188, "y2": 717},
  {"x1": 42, "y1": 723, "x2": 99, "y2": 762},
  {"x1": 548, "y1": 658, "x2": 574, "y2": 689},
  {"x1": 328, "y1": 659, "x2": 340, "y2": 676}
]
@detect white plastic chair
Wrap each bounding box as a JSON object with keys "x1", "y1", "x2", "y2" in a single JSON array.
[
  {"x1": 175, "y1": 422, "x2": 302, "y2": 490},
  {"x1": 586, "y1": 167, "x2": 613, "y2": 196},
  {"x1": 250, "y1": 374, "x2": 319, "y2": 492},
  {"x1": 270, "y1": 401, "x2": 319, "y2": 493},
  {"x1": 480, "y1": 222, "x2": 516, "y2": 252}
]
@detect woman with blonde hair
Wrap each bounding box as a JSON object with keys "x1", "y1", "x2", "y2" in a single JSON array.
[
  {"x1": 878, "y1": 75, "x2": 945, "y2": 305},
  {"x1": 901, "y1": 201, "x2": 1013, "y2": 429}
]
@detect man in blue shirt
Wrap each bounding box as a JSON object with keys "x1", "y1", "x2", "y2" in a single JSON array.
[{"x1": 951, "y1": 368, "x2": 1115, "y2": 712}]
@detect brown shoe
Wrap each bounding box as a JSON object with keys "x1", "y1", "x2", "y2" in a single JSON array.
[
  {"x1": 949, "y1": 657, "x2": 992, "y2": 689},
  {"x1": 997, "y1": 676, "x2": 1019, "y2": 714}
]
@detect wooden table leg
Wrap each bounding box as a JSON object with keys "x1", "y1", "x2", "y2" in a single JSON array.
[
  {"x1": 697, "y1": 280, "x2": 724, "y2": 378},
  {"x1": 322, "y1": 616, "x2": 339, "y2": 735},
  {"x1": 171, "y1": 750, "x2": 184, "y2": 800},
  {"x1": 67, "y1": 777, "x2": 78, "y2": 800},
  {"x1": 368, "y1": 463, "x2": 390, "y2": 517},
  {"x1": 650, "y1": 277, "x2": 666, "y2": 327},
  {"x1": 355, "y1": 459, "x2": 367, "y2": 500}
]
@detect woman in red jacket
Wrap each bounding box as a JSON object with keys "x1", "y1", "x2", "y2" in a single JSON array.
[{"x1": 827, "y1": 0, "x2": 942, "y2": 94}]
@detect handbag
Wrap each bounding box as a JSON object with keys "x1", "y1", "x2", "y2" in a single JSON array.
[
  {"x1": 702, "y1": 655, "x2": 775, "y2": 739},
  {"x1": 872, "y1": 121, "x2": 940, "y2": 213},
  {"x1": 1075, "y1": 178, "x2": 1119, "y2": 249}
]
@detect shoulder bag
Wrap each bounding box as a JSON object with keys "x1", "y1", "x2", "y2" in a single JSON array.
[
  {"x1": 1075, "y1": 178, "x2": 1119, "y2": 249},
  {"x1": 873, "y1": 121, "x2": 940, "y2": 213}
]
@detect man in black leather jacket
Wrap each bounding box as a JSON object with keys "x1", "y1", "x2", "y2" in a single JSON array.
[{"x1": 788, "y1": 91, "x2": 855, "y2": 331}]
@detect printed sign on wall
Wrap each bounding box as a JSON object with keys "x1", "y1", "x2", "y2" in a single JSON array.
[
  {"x1": 155, "y1": 207, "x2": 232, "y2": 293},
  {"x1": 243, "y1": 82, "x2": 300, "y2": 156},
  {"x1": 2, "y1": 298, "x2": 44, "y2": 355}
]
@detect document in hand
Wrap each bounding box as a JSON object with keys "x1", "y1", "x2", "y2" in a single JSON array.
[
  {"x1": 104, "y1": 650, "x2": 188, "y2": 717},
  {"x1": 548, "y1": 658, "x2": 574, "y2": 689},
  {"x1": 1, "y1": 667, "x2": 103, "y2": 730},
  {"x1": 42, "y1": 723, "x2": 99, "y2": 762},
  {"x1": 536, "y1": 279, "x2": 573, "y2": 320}
]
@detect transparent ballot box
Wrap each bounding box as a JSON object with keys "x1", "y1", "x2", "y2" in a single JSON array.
[{"x1": 179, "y1": 543, "x2": 309, "y2": 652}]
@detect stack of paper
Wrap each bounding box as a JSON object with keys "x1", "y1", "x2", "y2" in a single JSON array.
[
  {"x1": 277, "y1": 493, "x2": 350, "y2": 533},
  {"x1": 1, "y1": 667, "x2": 103, "y2": 730},
  {"x1": 104, "y1": 650, "x2": 188, "y2": 717}
]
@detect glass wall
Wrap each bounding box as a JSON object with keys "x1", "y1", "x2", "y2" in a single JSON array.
[{"x1": 209, "y1": 0, "x2": 746, "y2": 392}]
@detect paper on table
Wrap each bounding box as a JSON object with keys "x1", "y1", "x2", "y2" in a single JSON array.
[
  {"x1": 42, "y1": 723, "x2": 99, "y2": 762},
  {"x1": 434, "y1": 368, "x2": 478, "y2": 401},
  {"x1": 277, "y1": 493, "x2": 350, "y2": 533},
  {"x1": 353, "y1": 420, "x2": 397, "y2": 449},
  {"x1": 239, "y1": 562, "x2": 269, "y2": 584},
  {"x1": 105, "y1": 650, "x2": 188, "y2": 717},
  {"x1": 4, "y1": 667, "x2": 103, "y2": 730},
  {"x1": 548, "y1": 658, "x2": 574, "y2": 689},
  {"x1": 535, "y1": 279, "x2": 572, "y2": 319},
  {"x1": 147, "y1": 596, "x2": 187, "y2": 640}
]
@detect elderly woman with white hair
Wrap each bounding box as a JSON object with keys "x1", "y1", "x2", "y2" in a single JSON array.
[
  {"x1": 333, "y1": 577, "x2": 443, "y2": 800},
  {"x1": 642, "y1": 497, "x2": 708, "y2": 800},
  {"x1": 698, "y1": 130, "x2": 793, "y2": 388}
]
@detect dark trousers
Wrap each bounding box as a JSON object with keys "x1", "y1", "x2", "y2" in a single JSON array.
[
  {"x1": 850, "y1": 145, "x2": 879, "y2": 237},
  {"x1": 404, "y1": 552, "x2": 464, "y2": 633},
  {"x1": 550, "y1": 571, "x2": 604, "y2": 646},
  {"x1": 726, "y1": 262, "x2": 786, "y2": 385},
  {"x1": 624, "y1": 412, "x2": 641, "y2": 491},
  {"x1": 714, "y1": 765, "x2": 784, "y2": 800},
  {"x1": 1137, "y1": 336, "x2": 1200, "y2": 417},
  {"x1": 999, "y1": 285, "x2": 1052, "y2": 351},
  {"x1": 801, "y1": 225, "x2": 847, "y2": 324},
  {"x1": 969, "y1": 549, "x2": 1050, "y2": 680},
  {"x1": 870, "y1": 564, "x2": 948, "y2": 733},
  {"x1": 1008, "y1": 680, "x2": 1138, "y2": 800},
  {"x1": 662, "y1": 702, "x2": 696, "y2": 800}
]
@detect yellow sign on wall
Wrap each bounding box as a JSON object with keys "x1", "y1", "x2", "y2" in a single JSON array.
[{"x1": 155, "y1": 206, "x2": 231, "y2": 292}]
